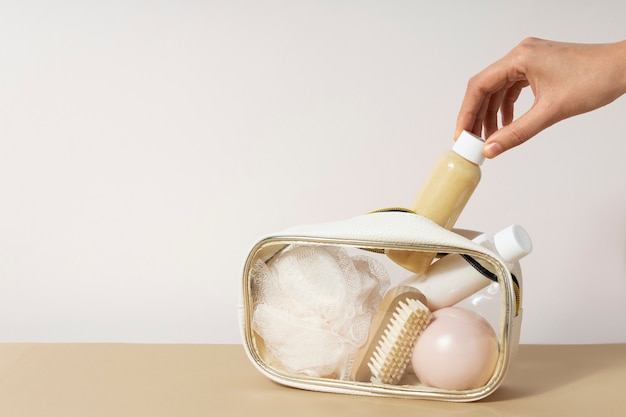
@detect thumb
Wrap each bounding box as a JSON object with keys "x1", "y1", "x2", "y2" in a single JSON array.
[{"x1": 483, "y1": 103, "x2": 556, "y2": 158}]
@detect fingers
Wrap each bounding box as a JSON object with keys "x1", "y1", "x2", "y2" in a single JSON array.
[
  {"x1": 455, "y1": 89, "x2": 486, "y2": 139},
  {"x1": 482, "y1": 101, "x2": 554, "y2": 158},
  {"x1": 455, "y1": 67, "x2": 502, "y2": 138},
  {"x1": 501, "y1": 81, "x2": 528, "y2": 126},
  {"x1": 473, "y1": 93, "x2": 492, "y2": 136},
  {"x1": 455, "y1": 59, "x2": 524, "y2": 140},
  {"x1": 456, "y1": 79, "x2": 527, "y2": 143},
  {"x1": 483, "y1": 90, "x2": 505, "y2": 138}
]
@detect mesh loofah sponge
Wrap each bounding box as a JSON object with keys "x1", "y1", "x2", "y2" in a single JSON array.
[{"x1": 251, "y1": 245, "x2": 390, "y2": 379}]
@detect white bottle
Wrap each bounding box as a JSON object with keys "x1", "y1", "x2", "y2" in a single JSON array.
[{"x1": 400, "y1": 224, "x2": 532, "y2": 311}]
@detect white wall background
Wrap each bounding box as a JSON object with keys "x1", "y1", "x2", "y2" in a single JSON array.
[{"x1": 1, "y1": 0, "x2": 625, "y2": 344}]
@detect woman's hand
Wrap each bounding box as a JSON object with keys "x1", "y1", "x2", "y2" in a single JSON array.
[{"x1": 456, "y1": 37, "x2": 626, "y2": 158}]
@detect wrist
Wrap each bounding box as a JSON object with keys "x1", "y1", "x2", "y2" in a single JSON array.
[{"x1": 612, "y1": 40, "x2": 626, "y2": 95}]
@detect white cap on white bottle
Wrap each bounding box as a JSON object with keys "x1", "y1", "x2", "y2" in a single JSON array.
[
  {"x1": 452, "y1": 130, "x2": 485, "y2": 165},
  {"x1": 493, "y1": 224, "x2": 533, "y2": 264},
  {"x1": 400, "y1": 224, "x2": 532, "y2": 311}
]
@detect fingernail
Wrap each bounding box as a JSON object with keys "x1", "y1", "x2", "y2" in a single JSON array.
[{"x1": 483, "y1": 141, "x2": 502, "y2": 158}]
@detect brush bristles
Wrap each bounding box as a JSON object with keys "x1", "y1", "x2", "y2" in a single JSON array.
[{"x1": 368, "y1": 299, "x2": 432, "y2": 384}]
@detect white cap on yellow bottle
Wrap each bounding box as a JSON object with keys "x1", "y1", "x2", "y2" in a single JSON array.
[{"x1": 452, "y1": 130, "x2": 486, "y2": 165}]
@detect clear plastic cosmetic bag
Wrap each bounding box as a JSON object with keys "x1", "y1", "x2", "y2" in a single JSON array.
[{"x1": 239, "y1": 209, "x2": 525, "y2": 401}]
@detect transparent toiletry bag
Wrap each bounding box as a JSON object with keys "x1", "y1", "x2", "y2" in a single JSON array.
[{"x1": 239, "y1": 209, "x2": 525, "y2": 402}]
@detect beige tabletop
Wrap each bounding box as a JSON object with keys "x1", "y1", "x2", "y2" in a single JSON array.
[{"x1": 0, "y1": 343, "x2": 625, "y2": 416}]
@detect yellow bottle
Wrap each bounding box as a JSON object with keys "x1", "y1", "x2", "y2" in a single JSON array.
[{"x1": 388, "y1": 130, "x2": 485, "y2": 273}]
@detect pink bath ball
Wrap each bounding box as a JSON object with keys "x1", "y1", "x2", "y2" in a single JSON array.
[{"x1": 411, "y1": 307, "x2": 499, "y2": 390}]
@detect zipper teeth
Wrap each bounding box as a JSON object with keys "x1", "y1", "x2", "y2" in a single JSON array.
[{"x1": 368, "y1": 207, "x2": 416, "y2": 214}]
